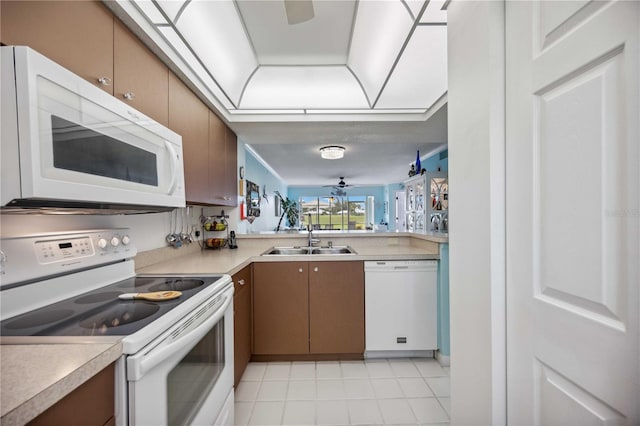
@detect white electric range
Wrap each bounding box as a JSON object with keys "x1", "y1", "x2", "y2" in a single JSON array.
[{"x1": 0, "y1": 228, "x2": 234, "y2": 425}]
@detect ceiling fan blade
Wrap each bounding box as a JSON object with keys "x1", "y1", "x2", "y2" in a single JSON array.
[{"x1": 284, "y1": 0, "x2": 314, "y2": 25}]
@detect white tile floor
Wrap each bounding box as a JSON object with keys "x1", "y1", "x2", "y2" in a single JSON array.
[{"x1": 234, "y1": 358, "x2": 450, "y2": 425}]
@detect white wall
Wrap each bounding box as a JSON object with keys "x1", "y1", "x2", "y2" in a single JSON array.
[{"x1": 447, "y1": 1, "x2": 506, "y2": 424}]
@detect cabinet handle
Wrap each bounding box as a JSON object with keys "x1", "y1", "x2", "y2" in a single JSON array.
[
  {"x1": 238, "y1": 279, "x2": 245, "y2": 286},
  {"x1": 313, "y1": 267, "x2": 318, "y2": 272},
  {"x1": 298, "y1": 268, "x2": 303, "y2": 273},
  {"x1": 123, "y1": 91, "x2": 136, "y2": 101},
  {"x1": 97, "y1": 76, "x2": 112, "y2": 86}
]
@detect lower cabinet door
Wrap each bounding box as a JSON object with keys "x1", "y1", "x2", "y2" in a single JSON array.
[
  {"x1": 234, "y1": 282, "x2": 251, "y2": 386},
  {"x1": 309, "y1": 261, "x2": 365, "y2": 354},
  {"x1": 253, "y1": 262, "x2": 309, "y2": 355}
]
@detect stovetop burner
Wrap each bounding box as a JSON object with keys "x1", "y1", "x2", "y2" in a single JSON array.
[
  {"x1": 79, "y1": 302, "x2": 159, "y2": 333},
  {"x1": 0, "y1": 274, "x2": 224, "y2": 337},
  {"x1": 4, "y1": 309, "x2": 74, "y2": 330},
  {"x1": 148, "y1": 278, "x2": 204, "y2": 292}
]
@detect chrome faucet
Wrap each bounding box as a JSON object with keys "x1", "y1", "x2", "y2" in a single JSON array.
[
  {"x1": 308, "y1": 229, "x2": 320, "y2": 247},
  {"x1": 307, "y1": 214, "x2": 320, "y2": 247}
]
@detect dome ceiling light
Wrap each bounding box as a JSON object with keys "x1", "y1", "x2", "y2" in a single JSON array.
[
  {"x1": 112, "y1": 0, "x2": 448, "y2": 122},
  {"x1": 320, "y1": 146, "x2": 345, "y2": 160}
]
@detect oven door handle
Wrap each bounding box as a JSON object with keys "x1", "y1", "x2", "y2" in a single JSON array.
[{"x1": 129, "y1": 287, "x2": 233, "y2": 380}]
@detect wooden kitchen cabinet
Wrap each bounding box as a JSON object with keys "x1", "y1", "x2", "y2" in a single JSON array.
[
  {"x1": 253, "y1": 261, "x2": 365, "y2": 358},
  {"x1": 170, "y1": 84, "x2": 238, "y2": 206},
  {"x1": 309, "y1": 261, "x2": 365, "y2": 354},
  {"x1": 223, "y1": 125, "x2": 238, "y2": 205},
  {"x1": 1, "y1": 1, "x2": 170, "y2": 123},
  {"x1": 233, "y1": 265, "x2": 252, "y2": 387},
  {"x1": 169, "y1": 73, "x2": 210, "y2": 204},
  {"x1": 253, "y1": 262, "x2": 309, "y2": 355},
  {"x1": 114, "y1": 20, "x2": 169, "y2": 126},
  {"x1": 1, "y1": 0, "x2": 114, "y2": 94},
  {"x1": 28, "y1": 363, "x2": 115, "y2": 426},
  {"x1": 208, "y1": 112, "x2": 238, "y2": 206}
]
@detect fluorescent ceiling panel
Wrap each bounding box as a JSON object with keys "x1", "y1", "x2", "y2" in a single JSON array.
[
  {"x1": 236, "y1": 0, "x2": 356, "y2": 65},
  {"x1": 155, "y1": 0, "x2": 186, "y2": 22},
  {"x1": 176, "y1": 1, "x2": 258, "y2": 106},
  {"x1": 347, "y1": 0, "x2": 414, "y2": 103},
  {"x1": 420, "y1": 0, "x2": 447, "y2": 23},
  {"x1": 405, "y1": 0, "x2": 426, "y2": 20},
  {"x1": 134, "y1": 1, "x2": 168, "y2": 24},
  {"x1": 376, "y1": 26, "x2": 447, "y2": 109},
  {"x1": 240, "y1": 66, "x2": 369, "y2": 109},
  {"x1": 158, "y1": 26, "x2": 236, "y2": 110}
]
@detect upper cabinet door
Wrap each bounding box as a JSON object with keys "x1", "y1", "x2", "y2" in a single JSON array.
[
  {"x1": 224, "y1": 125, "x2": 238, "y2": 206},
  {"x1": 114, "y1": 20, "x2": 169, "y2": 126},
  {"x1": 208, "y1": 111, "x2": 228, "y2": 205},
  {"x1": 208, "y1": 111, "x2": 238, "y2": 206},
  {"x1": 169, "y1": 73, "x2": 210, "y2": 205},
  {"x1": 1, "y1": 0, "x2": 114, "y2": 94}
]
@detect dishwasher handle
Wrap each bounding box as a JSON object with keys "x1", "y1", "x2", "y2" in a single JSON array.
[{"x1": 364, "y1": 260, "x2": 437, "y2": 272}]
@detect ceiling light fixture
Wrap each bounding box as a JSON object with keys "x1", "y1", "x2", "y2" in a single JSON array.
[{"x1": 320, "y1": 145, "x2": 345, "y2": 160}]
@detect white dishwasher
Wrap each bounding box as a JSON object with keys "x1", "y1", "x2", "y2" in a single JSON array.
[{"x1": 365, "y1": 260, "x2": 438, "y2": 356}]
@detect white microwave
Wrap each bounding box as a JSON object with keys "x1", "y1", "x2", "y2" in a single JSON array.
[{"x1": 1, "y1": 46, "x2": 185, "y2": 212}]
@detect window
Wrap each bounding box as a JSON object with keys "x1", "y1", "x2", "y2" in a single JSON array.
[{"x1": 299, "y1": 195, "x2": 370, "y2": 230}]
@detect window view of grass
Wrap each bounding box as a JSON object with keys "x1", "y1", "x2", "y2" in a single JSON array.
[{"x1": 299, "y1": 196, "x2": 368, "y2": 230}]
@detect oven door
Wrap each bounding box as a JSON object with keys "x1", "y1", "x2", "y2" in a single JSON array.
[{"x1": 126, "y1": 285, "x2": 234, "y2": 426}]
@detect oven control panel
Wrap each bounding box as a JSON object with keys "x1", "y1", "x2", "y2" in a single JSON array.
[
  {"x1": 0, "y1": 229, "x2": 137, "y2": 288},
  {"x1": 35, "y1": 236, "x2": 95, "y2": 264}
]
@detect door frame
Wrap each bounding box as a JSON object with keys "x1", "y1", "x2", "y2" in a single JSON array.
[{"x1": 447, "y1": 0, "x2": 507, "y2": 424}]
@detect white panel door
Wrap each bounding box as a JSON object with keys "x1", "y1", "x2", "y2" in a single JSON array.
[{"x1": 506, "y1": 1, "x2": 639, "y2": 424}]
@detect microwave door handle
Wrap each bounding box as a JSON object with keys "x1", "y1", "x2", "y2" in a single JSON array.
[
  {"x1": 135, "y1": 290, "x2": 233, "y2": 378},
  {"x1": 165, "y1": 141, "x2": 179, "y2": 195}
]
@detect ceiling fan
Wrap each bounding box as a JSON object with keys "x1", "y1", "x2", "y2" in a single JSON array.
[
  {"x1": 284, "y1": 0, "x2": 314, "y2": 25},
  {"x1": 323, "y1": 177, "x2": 359, "y2": 193}
]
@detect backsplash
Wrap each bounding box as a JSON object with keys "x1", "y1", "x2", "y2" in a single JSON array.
[{"x1": 0, "y1": 205, "x2": 235, "y2": 253}]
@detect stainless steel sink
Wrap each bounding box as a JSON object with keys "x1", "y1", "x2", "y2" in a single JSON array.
[
  {"x1": 311, "y1": 247, "x2": 356, "y2": 255},
  {"x1": 262, "y1": 246, "x2": 357, "y2": 256},
  {"x1": 263, "y1": 247, "x2": 312, "y2": 255}
]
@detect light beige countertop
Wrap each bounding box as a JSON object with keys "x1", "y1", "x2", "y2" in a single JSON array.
[
  {"x1": 137, "y1": 233, "x2": 442, "y2": 276},
  {"x1": 0, "y1": 341, "x2": 122, "y2": 426}
]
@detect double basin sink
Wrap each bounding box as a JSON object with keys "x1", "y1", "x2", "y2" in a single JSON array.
[{"x1": 262, "y1": 246, "x2": 357, "y2": 256}]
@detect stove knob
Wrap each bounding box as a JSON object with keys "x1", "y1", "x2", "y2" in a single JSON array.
[
  {"x1": 110, "y1": 237, "x2": 120, "y2": 247},
  {"x1": 97, "y1": 238, "x2": 108, "y2": 249},
  {"x1": 121, "y1": 235, "x2": 131, "y2": 246}
]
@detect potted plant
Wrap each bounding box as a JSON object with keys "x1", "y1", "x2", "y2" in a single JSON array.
[{"x1": 274, "y1": 191, "x2": 299, "y2": 231}]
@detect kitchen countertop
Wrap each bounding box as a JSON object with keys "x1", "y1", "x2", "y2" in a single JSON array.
[
  {"x1": 0, "y1": 341, "x2": 122, "y2": 426},
  {"x1": 137, "y1": 235, "x2": 441, "y2": 276}
]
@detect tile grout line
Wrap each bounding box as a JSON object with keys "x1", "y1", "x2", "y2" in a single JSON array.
[{"x1": 237, "y1": 357, "x2": 450, "y2": 425}]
